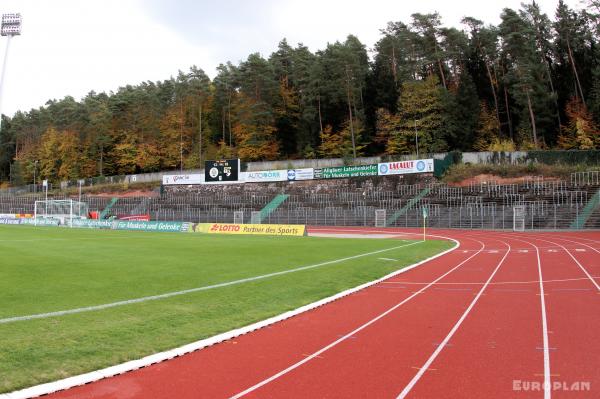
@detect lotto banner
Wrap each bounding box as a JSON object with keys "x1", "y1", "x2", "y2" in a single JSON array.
[
  {"x1": 377, "y1": 159, "x2": 434, "y2": 176},
  {"x1": 190, "y1": 223, "x2": 306, "y2": 236}
]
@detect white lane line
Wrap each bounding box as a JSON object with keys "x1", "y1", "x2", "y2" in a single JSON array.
[
  {"x1": 228, "y1": 240, "x2": 487, "y2": 399},
  {"x1": 395, "y1": 240, "x2": 511, "y2": 399},
  {"x1": 527, "y1": 235, "x2": 600, "y2": 292},
  {"x1": 0, "y1": 241, "x2": 421, "y2": 325},
  {"x1": 534, "y1": 240, "x2": 552, "y2": 399},
  {"x1": 478, "y1": 232, "x2": 553, "y2": 399},
  {"x1": 381, "y1": 276, "x2": 599, "y2": 286}
]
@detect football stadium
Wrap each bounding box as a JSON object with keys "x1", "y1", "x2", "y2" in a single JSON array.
[{"x1": 1, "y1": 2, "x2": 599, "y2": 398}]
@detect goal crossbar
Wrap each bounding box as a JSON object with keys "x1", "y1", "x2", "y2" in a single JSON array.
[{"x1": 34, "y1": 200, "x2": 88, "y2": 227}]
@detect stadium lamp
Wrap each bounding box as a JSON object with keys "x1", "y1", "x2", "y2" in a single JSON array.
[
  {"x1": 0, "y1": 13, "x2": 22, "y2": 136},
  {"x1": 1, "y1": 13, "x2": 22, "y2": 36}
]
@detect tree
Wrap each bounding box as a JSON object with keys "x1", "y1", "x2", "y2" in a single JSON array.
[
  {"x1": 232, "y1": 94, "x2": 279, "y2": 161},
  {"x1": 474, "y1": 102, "x2": 501, "y2": 150},
  {"x1": 558, "y1": 97, "x2": 599, "y2": 149},
  {"x1": 395, "y1": 76, "x2": 447, "y2": 154}
]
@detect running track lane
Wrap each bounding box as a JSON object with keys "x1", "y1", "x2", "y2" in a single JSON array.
[
  {"x1": 40, "y1": 229, "x2": 600, "y2": 398},
  {"x1": 520, "y1": 233, "x2": 600, "y2": 398}
]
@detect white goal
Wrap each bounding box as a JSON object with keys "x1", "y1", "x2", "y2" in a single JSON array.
[
  {"x1": 34, "y1": 200, "x2": 89, "y2": 227},
  {"x1": 513, "y1": 205, "x2": 526, "y2": 232}
]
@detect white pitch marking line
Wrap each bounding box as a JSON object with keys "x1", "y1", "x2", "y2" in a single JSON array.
[
  {"x1": 527, "y1": 236, "x2": 600, "y2": 292},
  {"x1": 227, "y1": 240, "x2": 487, "y2": 399},
  {"x1": 395, "y1": 240, "x2": 511, "y2": 399},
  {"x1": 379, "y1": 258, "x2": 398, "y2": 262},
  {"x1": 0, "y1": 241, "x2": 421, "y2": 325}
]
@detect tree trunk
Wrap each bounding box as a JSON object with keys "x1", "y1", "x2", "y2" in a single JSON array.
[
  {"x1": 567, "y1": 39, "x2": 586, "y2": 106},
  {"x1": 222, "y1": 106, "x2": 226, "y2": 143},
  {"x1": 198, "y1": 101, "x2": 202, "y2": 166},
  {"x1": 484, "y1": 61, "x2": 502, "y2": 137},
  {"x1": 317, "y1": 95, "x2": 323, "y2": 135},
  {"x1": 526, "y1": 90, "x2": 538, "y2": 148},
  {"x1": 503, "y1": 85, "x2": 514, "y2": 141},
  {"x1": 391, "y1": 46, "x2": 398, "y2": 85},
  {"x1": 437, "y1": 58, "x2": 447, "y2": 90},
  {"x1": 345, "y1": 66, "x2": 357, "y2": 158},
  {"x1": 180, "y1": 100, "x2": 184, "y2": 171},
  {"x1": 227, "y1": 91, "x2": 232, "y2": 146}
]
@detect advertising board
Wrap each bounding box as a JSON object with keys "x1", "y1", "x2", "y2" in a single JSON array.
[
  {"x1": 287, "y1": 168, "x2": 314, "y2": 181},
  {"x1": 162, "y1": 174, "x2": 203, "y2": 185},
  {"x1": 205, "y1": 159, "x2": 240, "y2": 182},
  {"x1": 377, "y1": 159, "x2": 434, "y2": 176},
  {"x1": 190, "y1": 223, "x2": 306, "y2": 236},
  {"x1": 314, "y1": 164, "x2": 378, "y2": 179},
  {"x1": 244, "y1": 170, "x2": 288, "y2": 183}
]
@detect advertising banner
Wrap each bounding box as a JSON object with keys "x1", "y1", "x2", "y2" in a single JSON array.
[
  {"x1": 190, "y1": 223, "x2": 306, "y2": 236},
  {"x1": 205, "y1": 159, "x2": 240, "y2": 182},
  {"x1": 377, "y1": 159, "x2": 434, "y2": 176},
  {"x1": 118, "y1": 214, "x2": 151, "y2": 221},
  {"x1": 0, "y1": 217, "x2": 21, "y2": 225},
  {"x1": 162, "y1": 174, "x2": 203, "y2": 185},
  {"x1": 114, "y1": 220, "x2": 189, "y2": 233},
  {"x1": 244, "y1": 170, "x2": 288, "y2": 183},
  {"x1": 21, "y1": 218, "x2": 60, "y2": 226},
  {"x1": 71, "y1": 219, "x2": 114, "y2": 229},
  {"x1": 287, "y1": 168, "x2": 314, "y2": 181},
  {"x1": 0, "y1": 213, "x2": 16, "y2": 219},
  {"x1": 314, "y1": 164, "x2": 378, "y2": 179}
]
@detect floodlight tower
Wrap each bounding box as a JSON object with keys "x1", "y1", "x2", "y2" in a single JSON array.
[{"x1": 0, "y1": 13, "x2": 22, "y2": 133}]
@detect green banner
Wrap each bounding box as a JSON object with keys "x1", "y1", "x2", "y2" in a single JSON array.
[
  {"x1": 314, "y1": 164, "x2": 378, "y2": 179},
  {"x1": 21, "y1": 218, "x2": 60, "y2": 226},
  {"x1": 114, "y1": 220, "x2": 188, "y2": 233},
  {"x1": 71, "y1": 219, "x2": 114, "y2": 229}
]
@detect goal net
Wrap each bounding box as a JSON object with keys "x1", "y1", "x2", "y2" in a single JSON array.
[
  {"x1": 34, "y1": 200, "x2": 88, "y2": 227},
  {"x1": 513, "y1": 205, "x2": 526, "y2": 232}
]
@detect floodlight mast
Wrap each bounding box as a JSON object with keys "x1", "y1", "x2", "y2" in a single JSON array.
[{"x1": 0, "y1": 13, "x2": 22, "y2": 133}]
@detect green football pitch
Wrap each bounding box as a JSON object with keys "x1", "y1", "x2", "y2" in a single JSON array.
[{"x1": 0, "y1": 225, "x2": 452, "y2": 393}]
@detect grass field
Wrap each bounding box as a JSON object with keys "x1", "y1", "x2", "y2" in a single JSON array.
[{"x1": 0, "y1": 225, "x2": 452, "y2": 393}]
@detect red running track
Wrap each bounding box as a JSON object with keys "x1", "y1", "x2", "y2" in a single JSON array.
[{"x1": 45, "y1": 228, "x2": 600, "y2": 399}]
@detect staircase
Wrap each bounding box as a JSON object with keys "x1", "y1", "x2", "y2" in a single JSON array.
[
  {"x1": 386, "y1": 187, "x2": 431, "y2": 226},
  {"x1": 259, "y1": 194, "x2": 289, "y2": 223},
  {"x1": 99, "y1": 198, "x2": 119, "y2": 219}
]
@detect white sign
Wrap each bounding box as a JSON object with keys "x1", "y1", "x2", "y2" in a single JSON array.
[
  {"x1": 377, "y1": 159, "x2": 434, "y2": 176},
  {"x1": 287, "y1": 168, "x2": 314, "y2": 181},
  {"x1": 162, "y1": 174, "x2": 203, "y2": 185},
  {"x1": 244, "y1": 170, "x2": 288, "y2": 183},
  {"x1": 42, "y1": 179, "x2": 48, "y2": 187}
]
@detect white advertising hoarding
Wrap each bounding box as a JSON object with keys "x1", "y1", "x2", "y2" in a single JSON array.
[
  {"x1": 377, "y1": 159, "x2": 434, "y2": 176},
  {"x1": 162, "y1": 174, "x2": 203, "y2": 185},
  {"x1": 287, "y1": 168, "x2": 314, "y2": 181},
  {"x1": 244, "y1": 170, "x2": 288, "y2": 183}
]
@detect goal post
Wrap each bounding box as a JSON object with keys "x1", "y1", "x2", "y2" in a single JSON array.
[
  {"x1": 34, "y1": 200, "x2": 89, "y2": 227},
  {"x1": 513, "y1": 205, "x2": 526, "y2": 232},
  {"x1": 375, "y1": 209, "x2": 386, "y2": 228}
]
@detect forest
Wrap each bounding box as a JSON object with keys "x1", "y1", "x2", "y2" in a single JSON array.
[{"x1": 0, "y1": 0, "x2": 599, "y2": 184}]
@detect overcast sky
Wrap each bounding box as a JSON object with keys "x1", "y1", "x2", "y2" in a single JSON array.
[{"x1": 0, "y1": 0, "x2": 582, "y2": 117}]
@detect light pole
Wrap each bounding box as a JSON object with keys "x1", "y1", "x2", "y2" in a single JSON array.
[
  {"x1": 414, "y1": 119, "x2": 419, "y2": 158},
  {"x1": 0, "y1": 13, "x2": 22, "y2": 134}
]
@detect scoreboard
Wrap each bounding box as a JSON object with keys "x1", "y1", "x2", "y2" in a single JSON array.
[{"x1": 205, "y1": 159, "x2": 240, "y2": 182}]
